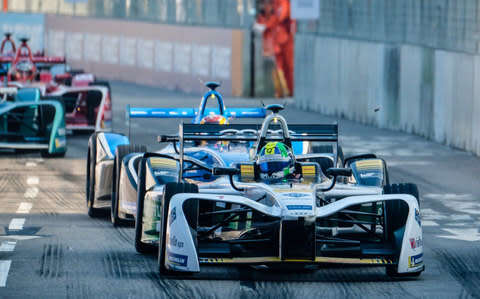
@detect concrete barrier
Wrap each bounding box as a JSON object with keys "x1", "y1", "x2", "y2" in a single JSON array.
[
  {"x1": 295, "y1": 34, "x2": 480, "y2": 156},
  {"x1": 44, "y1": 15, "x2": 249, "y2": 97}
]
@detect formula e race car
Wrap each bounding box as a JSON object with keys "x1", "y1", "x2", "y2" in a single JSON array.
[
  {"x1": 0, "y1": 85, "x2": 67, "y2": 157},
  {"x1": 132, "y1": 105, "x2": 424, "y2": 277},
  {"x1": 85, "y1": 82, "x2": 267, "y2": 222},
  {"x1": 0, "y1": 34, "x2": 112, "y2": 132}
]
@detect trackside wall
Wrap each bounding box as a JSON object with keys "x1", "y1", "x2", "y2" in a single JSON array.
[
  {"x1": 44, "y1": 15, "x2": 249, "y2": 97},
  {"x1": 295, "y1": 35, "x2": 480, "y2": 156}
]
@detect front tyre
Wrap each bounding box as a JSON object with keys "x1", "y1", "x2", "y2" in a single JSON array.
[
  {"x1": 134, "y1": 158, "x2": 157, "y2": 254},
  {"x1": 111, "y1": 144, "x2": 146, "y2": 227},
  {"x1": 86, "y1": 133, "x2": 100, "y2": 217},
  {"x1": 158, "y1": 182, "x2": 198, "y2": 274},
  {"x1": 383, "y1": 183, "x2": 422, "y2": 277}
]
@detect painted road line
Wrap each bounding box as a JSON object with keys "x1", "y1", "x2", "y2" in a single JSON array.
[
  {"x1": 8, "y1": 219, "x2": 25, "y2": 231},
  {"x1": 23, "y1": 188, "x2": 38, "y2": 199},
  {"x1": 25, "y1": 161, "x2": 37, "y2": 167},
  {"x1": 0, "y1": 242, "x2": 16, "y2": 252},
  {"x1": 26, "y1": 177, "x2": 39, "y2": 185},
  {"x1": 0, "y1": 261, "x2": 11, "y2": 287},
  {"x1": 422, "y1": 220, "x2": 439, "y2": 227},
  {"x1": 438, "y1": 228, "x2": 480, "y2": 242},
  {"x1": 16, "y1": 203, "x2": 32, "y2": 214}
]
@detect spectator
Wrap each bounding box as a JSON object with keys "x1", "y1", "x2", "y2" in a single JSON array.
[{"x1": 263, "y1": 0, "x2": 295, "y2": 97}]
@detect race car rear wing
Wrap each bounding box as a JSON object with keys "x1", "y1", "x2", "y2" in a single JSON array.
[
  {"x1": 0, "y1": 56, "x2": 66, "y2": 64},
  {"x1": 176, "y1": 123, "x2": 338, "y2": 142},
  {"x1": 127, "y1": 106, "x2": 266, "y2": 120},
  {"x1": 126, "y1": 105, "x2": 266, "y2": 139}
]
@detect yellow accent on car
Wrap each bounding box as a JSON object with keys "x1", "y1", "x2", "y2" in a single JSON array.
[
  {"x1": 199, "y1": 256, "x2": 394, "y2": 265},
  {"x1": 150, "y1": 158, "x2": 177, "y2": 169},
  {"x1": 355, "y1": 159, "x2": 383, "y2": 171},
  {"x1": 302, "y1": 165, "x2": 316, "y2": 175},
  {"x1": 240, "y1": 164, "x2": 254, "y2": 174}
]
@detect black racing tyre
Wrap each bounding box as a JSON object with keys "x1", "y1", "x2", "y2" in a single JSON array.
[
  {"x1": 89, "y1": 80, "x2": 110, "y2": 90},
  {"x1": 383, "y1": 183, "x2": 421, "y2": 277},
  {"x1": 158, "y1": 182, "x2": 199, "y2": 274},
  {"x1": 40, "y1": 151, "x2": 66, "y2": 158},
  {"x1": 386, "y1": 265, "x2": 423, "y2": 278},
  {"x1": 383, "y1": 183, "x2": 419, "y2": 235},
  {"x1": 111, "y1": 144, "x2": 147, "y2": 227},
  {"x1": 86, "y1": 133, "x2": 100, "y2": 217},
  {"x1": 89, "y1": 81, "x2": 111, "y2": 99},
  {"x1": 134, "y1": 158, "x2": 157, "y2": 254}
]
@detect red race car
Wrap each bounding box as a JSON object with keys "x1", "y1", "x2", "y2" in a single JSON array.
[{"x1": 0, "y1": 34, "x2": 112, "y2": 132}]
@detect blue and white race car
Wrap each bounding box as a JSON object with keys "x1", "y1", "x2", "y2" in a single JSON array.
[
  {"x1": 85, "y1": 82, "x2": 267, "y2": 222},
  {"x1": 133, "y1": 106, "x2": 424, "y2": 277}
]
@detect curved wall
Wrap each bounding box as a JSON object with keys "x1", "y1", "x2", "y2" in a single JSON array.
[{"x1": 295, "y1": 34, "x2": 480, "y2": 156}]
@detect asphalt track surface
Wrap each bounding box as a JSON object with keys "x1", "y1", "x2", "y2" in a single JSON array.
[{"x1": 0, "y1": 81, "x2": 479, "y2": 298}]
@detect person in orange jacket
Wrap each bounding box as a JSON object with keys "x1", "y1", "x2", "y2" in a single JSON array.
[
  {"x1": 256, "y1": 0, "x2": 285, "y2": 98},
  {"x1": 265, "y1": 0, "x2": 295, "y2": 97}
]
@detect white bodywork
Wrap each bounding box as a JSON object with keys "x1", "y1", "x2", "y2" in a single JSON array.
[
  {"x1": 162, "y1": 189, "x2": 423, "y2": 274},
  {"x1": 50, "y1": 86, "x2": 111, "y2": 132}
]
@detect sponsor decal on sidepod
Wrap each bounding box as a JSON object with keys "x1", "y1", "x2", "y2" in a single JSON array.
[
  {"x1": 408, "y1": 253, "x2": 423, "y2": 268},
  {"x1": 169, "y1": 207, "x2": 176, "y2": 225},
  {"x1": 415, "y1": 209, "x2": 421, "y2": 227},
  {"x1": 409, "y1": 237, "x2": 423, "y2": 250},
  {"x1": 167, "y1": 252, "x2": 188, "y2": 267}
]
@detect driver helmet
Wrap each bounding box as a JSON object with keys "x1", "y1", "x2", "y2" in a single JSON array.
[
  {"x1": 257, "y1": 142, "x2": 295, "y2": 183},
  {"x1": 199, "y1": 114, "x2": 228, "y2": 148},
  {"x1": 13, "y1": 60, "x2": 36, "y2": 82},
  {"x1": 200, "y1": 114, "x2": 228, "y2": 125}
]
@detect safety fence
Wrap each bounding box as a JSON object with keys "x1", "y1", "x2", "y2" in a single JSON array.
[{"x1": 3, "y1": 0, "x2": 256, "y2": 28}]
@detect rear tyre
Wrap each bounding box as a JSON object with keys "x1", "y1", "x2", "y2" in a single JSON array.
[
  {"x1": 158, "y1": 182, "x2": 198, "y2": 274},
  {"x1": 383, "y1": 183, "x2": 421, "y2": 277},
  {"x1": 40, "y1": 151, "x2": 66, "y2": 158},
  {"x1": 86, "y1": 133, "x2": 100, "y2": 217},
  {"x1": 111, "y1": 144, "x2": 146, "y2": 227},
  {"x1": 134, "y1": 158, "x2": 157, "y2": 254}
]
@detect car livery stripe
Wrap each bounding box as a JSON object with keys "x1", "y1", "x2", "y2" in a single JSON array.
[
  {"x1": 286, "y1": 205, "x2": 312, "y2": 210},
  {"x1": 199, "y1": 256, "x2": 394, "y2": 265},
  {"x1": 355, "y1": 160, "x2": 383, "y2": 171}
]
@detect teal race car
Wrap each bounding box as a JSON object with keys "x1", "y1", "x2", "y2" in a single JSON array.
[{"x1": 0, "y1": 85, "x2": 67, "y2": 157}]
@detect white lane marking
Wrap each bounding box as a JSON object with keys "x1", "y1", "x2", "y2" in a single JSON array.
[
  {"x1": 26, "y1": 177, "x2": 39, "y2": 185},
  {"x1": 16, "y1": 203, "x2": 32, "y2": 214},
  {"x1": 0, "y1": 242, "x2": 16, "y2": 252},
  {"x1": 23, "y1": 188, "x2": 38, "y2": 199},
  {"x1": 422, "y1": 220, "x2": 439, "y2": 227},
  {"x1": 8, "y1": 218, "x2": 25, "y2": 231},
  {"x1": 421, "y1": 208, "x2": 447, "y2": 220},
  {"x1": 25, "y1": 162, "x2": 37, "y2": 167},
  {"x1": 388, "y1": 161, "x2": 432, "y2": 166},
  {"x1": 424, "y1": 193, "x2": 473, "y2": 200},
  {"x1": 438, "y1": 228, "x2": 480, "y2": 242},
  {"x1": 449, "y1": 214, "x2": 473, "y2": 221},
  {"x1": 0, "y1": 261, "x2": 11, "y2": 287},
  {"x1": 0, "y1": 236, "x2": 40, "y2": 241}
]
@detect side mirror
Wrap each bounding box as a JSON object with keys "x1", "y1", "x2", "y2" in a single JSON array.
[
  {"x1": 348, "y1": 158, "x2": 387, "y2": 187},
  {"x1": 325, "y1": 168, "x2": 352, "y2": 178},
  {"x1": 212, "y1": 167, "x2": 240, "y2": 176}
]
